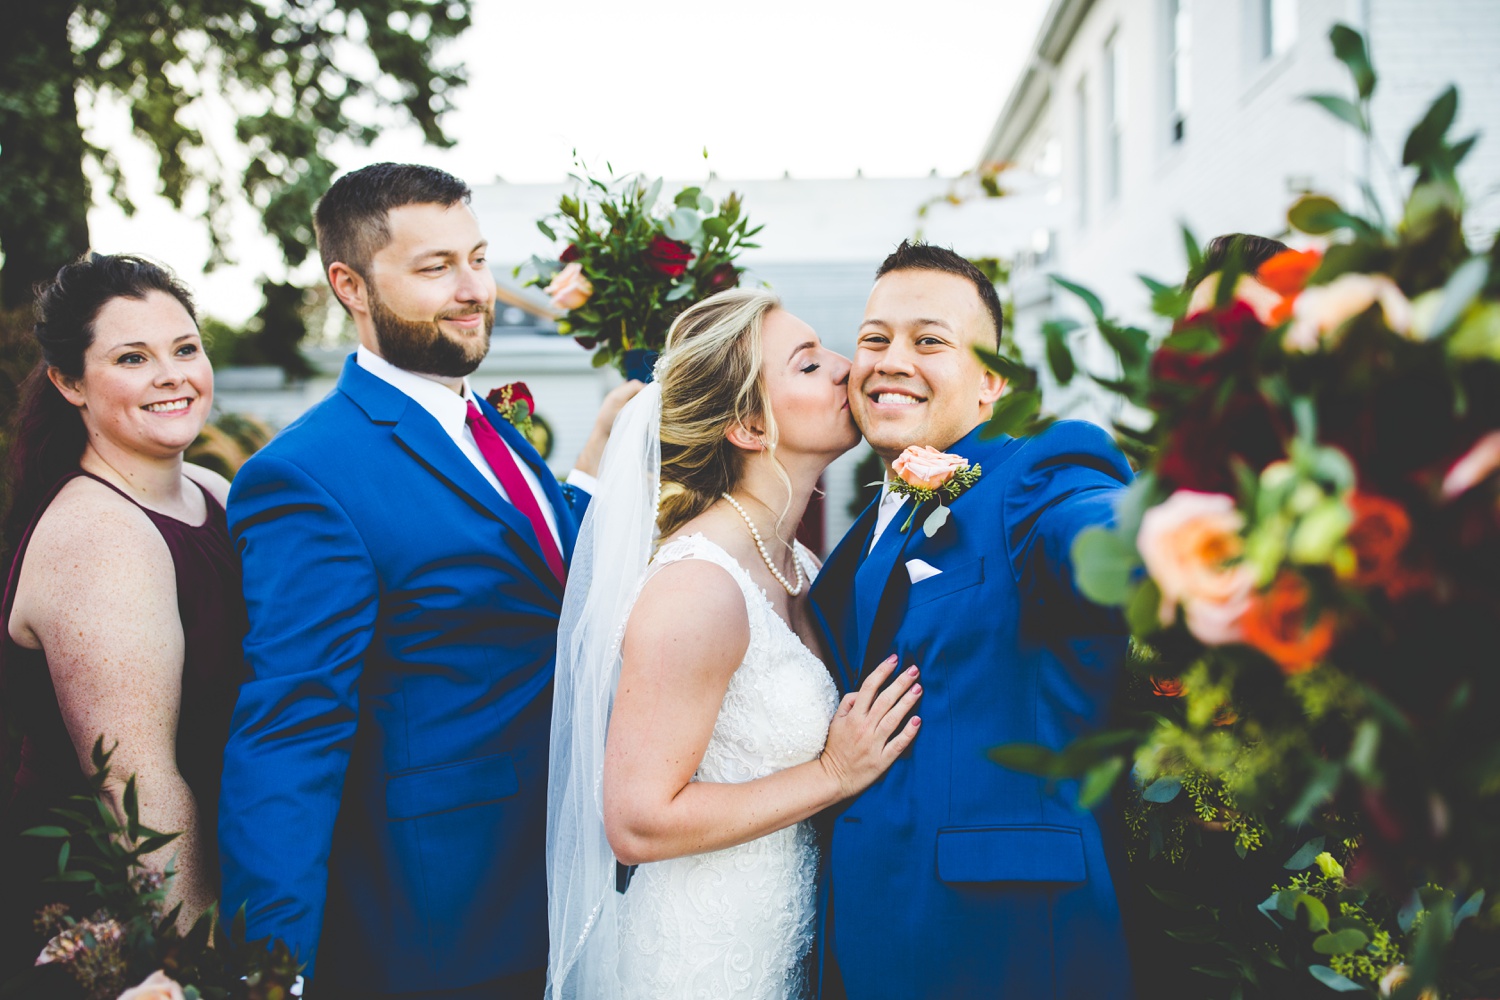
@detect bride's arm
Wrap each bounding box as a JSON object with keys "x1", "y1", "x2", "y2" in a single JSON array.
[{"x1": 602, "y1": 560, "x2": 921, "y2": 866}]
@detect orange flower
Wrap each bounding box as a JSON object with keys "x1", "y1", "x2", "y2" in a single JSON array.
[
  {"x1": 1256, "y1": 248, "x2": 1323, "y2": 326},
  {"x1": 1256, "y1": 248, "x2": 1322, "y2": 297},
  {"x1": 1150, "y1": 676, "x2": 1186, "y2": 698},
  {"x1": 1346, "y1": 492, "x2": 1411, "y2": 587},
  {"x1": 1212, "y1": 704, "x2": 1239, "y2": 727},
  {"x1": 1241, "y1": 572, "x2": 1337, "y2": 674}
]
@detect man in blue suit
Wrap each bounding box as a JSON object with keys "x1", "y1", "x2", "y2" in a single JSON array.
[
  {"x1": 811, "y1": 242, "x2": 1135, "y2": 998},
  {"x1": 220, "y1": 164, "x2": 631, "y2": 997}
]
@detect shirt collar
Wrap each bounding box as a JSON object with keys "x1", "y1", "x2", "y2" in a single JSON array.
[{"x1": 356, "y1": 344, "x2": 475, "y2": 437}]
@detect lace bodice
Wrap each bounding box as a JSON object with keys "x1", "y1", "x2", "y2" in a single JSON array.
[{"x1": 615, "y1": 533, "x2": 839, "y2": 1000}]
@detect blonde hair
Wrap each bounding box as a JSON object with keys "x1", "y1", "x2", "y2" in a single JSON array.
[{"x1": 656, "y1": 287, "x2": 790, "y2": 539}]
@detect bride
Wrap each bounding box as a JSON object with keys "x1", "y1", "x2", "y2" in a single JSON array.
[{"x1": 547, "y1": 288, "x2": 923, "y2": 999}]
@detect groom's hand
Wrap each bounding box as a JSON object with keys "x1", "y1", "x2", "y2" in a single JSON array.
[{"x1": 819, "y1": 654, "x2": 923, "y2": 800}]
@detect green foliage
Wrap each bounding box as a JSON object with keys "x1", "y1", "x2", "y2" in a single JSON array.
[
  {"x1": 5, "y1": 737, "x2": 303, "y2": 998},
  {"x1": 521, "y1": 166, "x2": 762, "y2": 375},
  {"x1": 0, "y1": 0, "x2": 474, "y2": 308}
]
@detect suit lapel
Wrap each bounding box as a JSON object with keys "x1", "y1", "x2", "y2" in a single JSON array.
[
  {"x1": 851, "y1": 494, "x2": 917, "y2": 680},
  {"x1": 474, "y1": 395, "x2": 580, "y2": 560},
  {"x1": 338, "y1": 358, "x2": 559, "y2": 588},
  {"x1": 811, "y1": 497, "x2": 882, "y2": 693}
]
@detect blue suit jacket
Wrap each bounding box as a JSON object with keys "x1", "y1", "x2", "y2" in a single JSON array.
[
  {"x1": 810, "y1": 420, "x2": 1134, "y2": 999},
  {"x1": 219, "y1": 356, "x2": 586, "y2": 993}
]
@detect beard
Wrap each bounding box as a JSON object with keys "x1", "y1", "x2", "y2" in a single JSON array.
[{"x1": 369, "y1": 286, "x2": 493, "y2": 378}]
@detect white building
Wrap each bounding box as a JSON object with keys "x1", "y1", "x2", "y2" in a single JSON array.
[{"x1": 979, "y1": 0, "x2": 1500, "y2": 422}]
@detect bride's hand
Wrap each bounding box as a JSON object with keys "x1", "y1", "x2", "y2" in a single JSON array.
[{"x1": 818, "y1": 655, "x2": 922, "y2": 800}]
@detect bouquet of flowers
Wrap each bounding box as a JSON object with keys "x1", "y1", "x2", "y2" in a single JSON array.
[
  {"x1": 519, "y1": 165, "x2": 763, "y2": 377},
  {"x1": 5, "y1": 738, "x2": 302, "y2": 1000},
  {"x1": 987, "y1": 25, "x2": 1500, "y2": 998}
]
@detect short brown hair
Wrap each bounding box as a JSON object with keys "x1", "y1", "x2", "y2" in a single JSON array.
[
  {"x1": 875, "y1": 240, "x2": 1004, "y2": 347},
  {"x1": 313, "y1": 163, "x2": 472, "y2": 285}
]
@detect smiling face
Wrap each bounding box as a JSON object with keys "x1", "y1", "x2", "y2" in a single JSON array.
[
  {"x1": 850, "y1": 269, "x2": 1005, "y2": 464},
  {"x1": 338, "y1": 201, "x2": 496, "y2": 377},
  {"x1": 50, "y1": 290, "x2": 213, "y2": 460},
  {"x1": 759, "y1": 308, "x2": 860, "y2": 464}
]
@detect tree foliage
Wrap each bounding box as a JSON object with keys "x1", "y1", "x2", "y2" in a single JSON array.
[{"x1": 0, "y1": 0, "x2": 474, "y2": 308}]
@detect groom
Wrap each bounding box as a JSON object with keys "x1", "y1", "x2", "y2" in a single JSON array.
[
  {"x1": 220, "y1": 163, "x2": 628, "y2": 997},
  {"x1": 811, "y1": 242, "x2": 1135, "y2": 998}
]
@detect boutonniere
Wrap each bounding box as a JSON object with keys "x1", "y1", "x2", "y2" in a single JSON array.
[
  {"x1": 486, "y1": 381, "x2": 536, "y2": 438},
  {"x1": 887, "y1": 445, "x2": 982, "y2": 537}
]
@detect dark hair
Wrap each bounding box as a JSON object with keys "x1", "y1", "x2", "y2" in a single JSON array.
[
  {"x1": 313, "y1": 163, "x2": 472, "y2": 295},
  {"x1": 1184, "y1": 233, "x2": 1290, "y2": 291},
  {"x1": 875, "y1": 240, "x2": 1004, "y2": 347},
  {"x1": 2, "y1": 253, "x2": 196, "y2": 550}
]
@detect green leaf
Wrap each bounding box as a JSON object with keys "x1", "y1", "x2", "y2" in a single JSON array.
[
  {"x1": 701, "y1": 216, "x2": 729, "y2": 241},
  {"x1": 1403, "y1": 86, "x2": 1459, "y2": 166},
  {"x1": 1043, "y1": 320, "x2": 1077, "y2": 385},
  {"x1": 673, "y1": 186, "x2": 702, "y2": 208},
  {"x1": 56, "y1": 840, "x2": 70, "y2": 876},
  {"x1": 1071, "y1": 526, "x2": 1140, "y2": 606},
  {"x1": 1305, "y1": 94, "x2": 1368, "y2": 132},
  {"x1": 1429, "y1": 256, "x2": 1490, "y2": 338},
  {"x1": 1289, "y1": 195, "x2": 1347, "y2": 235},
  {"x1": 664, "y1": 281, "x2": 696, "y2": 302},
  {"x1": 1182, "y1": 225, "x2": 1204, "y2": 274},
  {"x1": 1329, "y1": 24, "x2": 1376, "y2": 100},
  {"x1": 1456, "y1": 889, "x2": 1485, "y2": 925},
  {"x1": 124, "y1": 776, "x2": 141, "y2": 840},
  {"x1": 1313, "y1": 928, "x2": 1370, "y2": 955},
  {"x1": 662, "y1": 207, "x2": 702, "y2": 243},
  {"x1": 987, "y1": 742, "x2": 1066, "y2": 777},
  {"x1": 1308, "y1": 964, "x2": 1366, "y2": 992},
  {"x1": 51, "y1": 869, "x2": 96, "y2": 883},
  {"x1": 1148, "y1": 884, "x2": 1201, "y2": 912},
  {"x1": 1077, "y1": 756, "x2": 1126, "y2": 809},
  {"x1": 644, "y1": 177, "x2": 663, "y2": 207},
  {"x1": 696, "y1": 194, "x2": 714, "y2": 214},
  {"x1": 982, "y1": 390, "x2": 1040, "y2": 439},
  {"x1": 1142, "y1": 776, "x2": 1182, "y2": 803},
  {"x1": 922, "y1": 505, "x2": 950, "y2": 538},
  {"x1": 536, "y1": 219, "x2": 557, "y2": 241},
  {"x1": 1125, "y1": 578, "x2": 1164, "y2": 636},
  {"x1": 1141, "y1": 274, "x2": 1190, "y2": 318},
  {"x1": 1284, "y1": 835, "x2": 1327, "y2": 870},
  {"x1": 21, "y1": 826, "x2": 71, "y2": 838},
  {"x1": 974, "y1": 346, "x2": 1034, "y2": 385},
  {"x1": 1051, "y1": 275, "x2": 1105, "y2": 321}
]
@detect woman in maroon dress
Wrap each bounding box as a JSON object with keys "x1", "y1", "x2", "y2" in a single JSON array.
[{"x1": 1, "y1": 254, "x2": 245, "y2": 971}]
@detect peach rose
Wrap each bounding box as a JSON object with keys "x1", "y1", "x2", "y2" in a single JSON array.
[
  {"x1": 545, "y1": 261, "x2": 593, "y2": 311},
  {"x1": 1137, "y1": 491, "x2": 1254, "y2": 645},
  {"x1": 1442, "y1": 430, "x2": 1500, "y2": 499},
  {"x1": 117, "y1": 971, "x2": 186, "y2": 1000},
  {"x1": 1285, "y1": 273, "x2": 1412, "y2": 352},
  {"x1": 892, "y1": 445, "x2": 970, "y2": 491},
  {"x1": 1379, "y1": 964, "x2": 1439, "y2": 1000}
]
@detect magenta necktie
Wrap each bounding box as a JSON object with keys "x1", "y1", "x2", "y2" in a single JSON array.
[{"x1": 465, "y1": 401, "x2": 566, "y2": 584}]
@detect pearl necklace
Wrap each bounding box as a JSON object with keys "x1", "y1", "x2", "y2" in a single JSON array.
[{"x1": 721, "y1": 492, "x2": 805, "y2": 596}]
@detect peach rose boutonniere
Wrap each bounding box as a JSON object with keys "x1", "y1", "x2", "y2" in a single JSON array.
[
  {"x1": 887, "y1": 445, "x2": 983, "y2": 537},
  {"x1": 116, "y1": 970, "x2": 188, "y2": 1000}
]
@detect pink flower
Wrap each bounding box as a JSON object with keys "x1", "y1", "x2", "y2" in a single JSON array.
[
  {"x1": 892, "y1": 445, "x2": 970, "y2": 491},
  {"x1": 117, "y1": 971, "x2": 186, "y2": 1000},
  {"x1": 1442, "y1": 430, "x2": 1500, "y2": 499},
  {"x1": 545, "y1": 262, "x2": 593, "y2": 311},
  {"x1": 1137, "y1": 490, "x2": 1253, "y2": 645},
  {"x1": 1285, "y1": 273, "x2": 1412, "y2": 352}
]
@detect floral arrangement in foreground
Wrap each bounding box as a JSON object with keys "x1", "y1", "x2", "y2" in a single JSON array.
[
  {"x1": 4, "y1": 738, "x2": 302, "y2": 1000},
  {"x1": 986, "y1": 25, "x2": 1500, "y2": 999},
  {"x1": 518, "y1": 162, "x2": 763, "y2": 376}
]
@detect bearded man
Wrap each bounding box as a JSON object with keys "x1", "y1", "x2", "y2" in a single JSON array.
[{"x1": 220, "y1": 163, "x2": 631, "y2": 998}]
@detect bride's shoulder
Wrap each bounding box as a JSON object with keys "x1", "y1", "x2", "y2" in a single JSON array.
[{"x1": 627, "y1": 546, "x2": 751, "y2": 668}]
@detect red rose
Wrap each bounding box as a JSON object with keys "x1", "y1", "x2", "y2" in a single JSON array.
[
  {"x1": 487, "y1": 381, "x2": 534, "y2": 416},
  {"x1": 645, "y1": 235, "x2": 695, "y2": 278},
  {"x1": 706, "y1": 262, "x2": 740, "y2": 291},
  {"x1": 559, "y1": 243, "x2": 581, "y2": 264}
]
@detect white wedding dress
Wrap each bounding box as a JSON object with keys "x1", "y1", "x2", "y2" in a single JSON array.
[{"x1": 614, "y1": 533, "x2": 840, "y2": 1000}]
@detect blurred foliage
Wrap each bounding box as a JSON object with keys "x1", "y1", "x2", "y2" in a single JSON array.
[
  {"x1": 186, "y1": 411, "x2": 272, "y2": 480},
  {"x1": 0, "y1": 0, "x2": 474, "y2": 311},
  {"x1": 201, "y1": 280, "x2": 328, "y2": 379}
]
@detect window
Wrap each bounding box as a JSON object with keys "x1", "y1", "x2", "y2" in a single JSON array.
[
  {"x1": 1261, "y1": 0, "x2": 1297, "y2": 60},
  {"x1": 1076, "y1": 75, "x2": 1090, "y2": 227},
  {"x1": 1104, "y1": 30, "x2": 1125, "y2": 202},
  {"x1": 1167, "y1": 0, "x2": 1190, "y2": 143}
]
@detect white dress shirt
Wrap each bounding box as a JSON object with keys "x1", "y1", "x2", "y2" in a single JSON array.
[
  {"x1": 356, "y1": 346, "x2": 562, "y2": 547},
  {"x1": 869, "y1": 481, "x2": 907, "y2": 553}
]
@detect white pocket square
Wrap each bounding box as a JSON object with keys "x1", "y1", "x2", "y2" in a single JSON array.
[{"x1": 906, "y1": 558, "x2": 942, "y2": 584}]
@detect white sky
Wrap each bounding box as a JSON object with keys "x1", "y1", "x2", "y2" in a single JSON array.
[{"x1": 85, "y1": 0, "x2": 1050, "y2": 322}]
